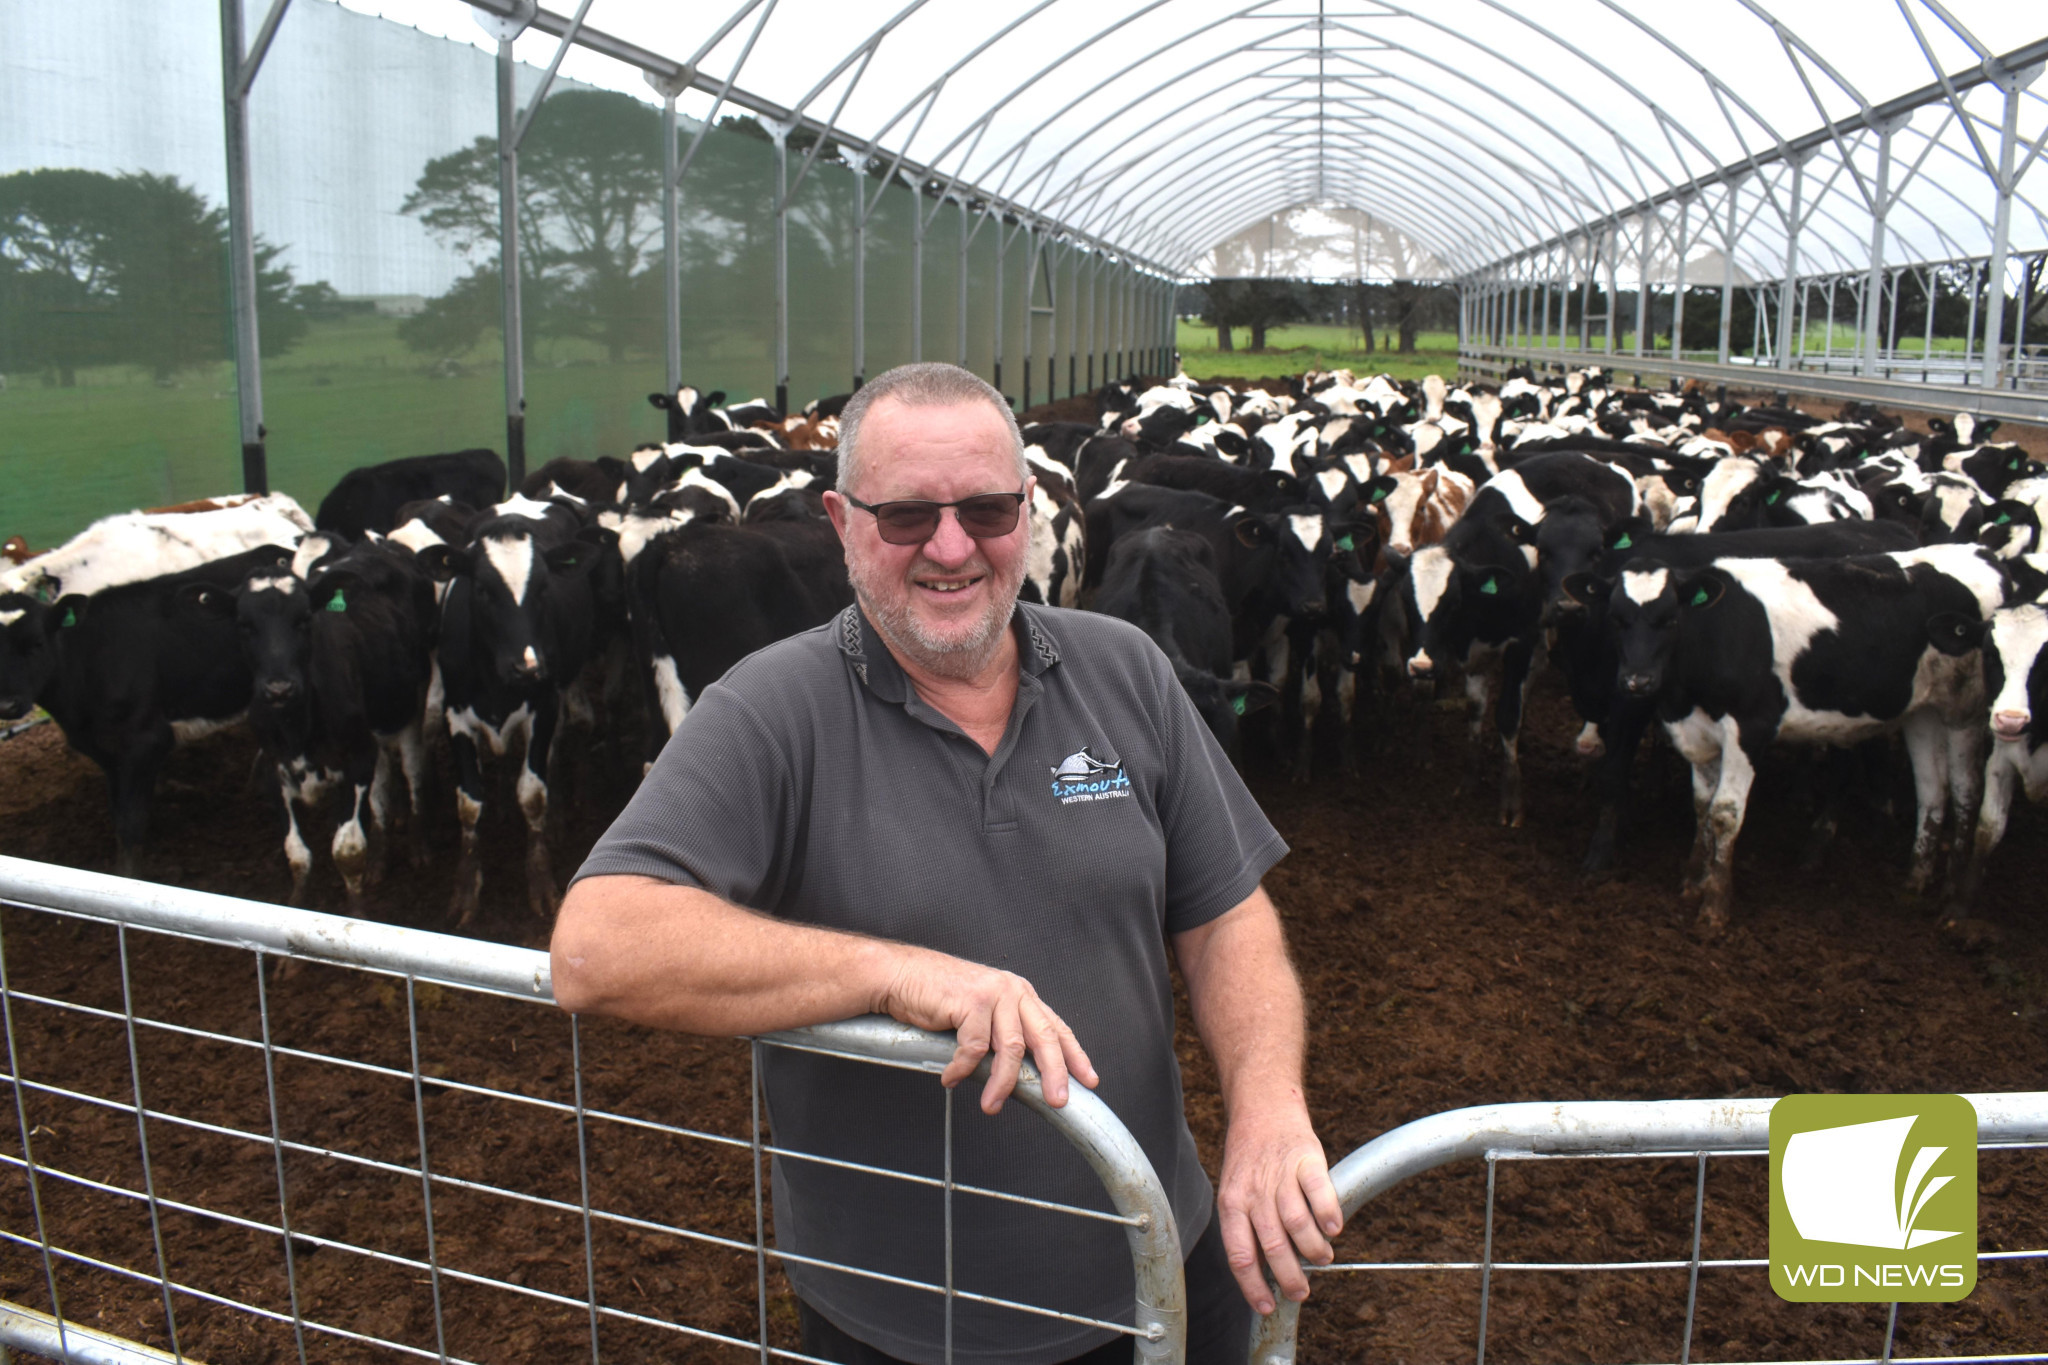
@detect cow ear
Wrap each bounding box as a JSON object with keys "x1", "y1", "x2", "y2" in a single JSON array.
[
  {"x1": 1226, "y1": 679, "x2": 1280, "y2": 717},
  {"x1": 174, "y1": 582, "x2": 236, "y2": 618},
  {"x1": 1928, "y1": 417, "x2": 1952, "y2": 436},
  {"x1": 1982, "y1": 420, "x2": 2003, "y2": 439},
  {"x1": 1232, "y1": 516, "x2": 1272, "y2": 548},
  {"x1": 1560, "y1": 572, "x2": 1611, "y2": 606},
  {"x1": 647, "y1": 392, "x2": 673, "y2": 411},
  {"x1": 417, "y1": 544, "x2": 469, "y2": 583},
  {"x1": 2004, "y1": 559, "x2": 2048, "y2": 604},
  {"x1": 1677, "y1": 572, "x2": 1725, "y2": 610},
  {"x1": 546, "y1": 540, "x2": 596, "y2": 573},
  {"x1": 1927, "y1": 612, "x2": 1988, "y2": 656},
  {"x1": 1364, "y1": 475, "x2": 1397, "y2": 504},
  {"x1": 706, "y1": 391, "x2": 727, "y2": 408},
  {"x1": 596, "y1": 455, "x2": 628, "y2": 481}
]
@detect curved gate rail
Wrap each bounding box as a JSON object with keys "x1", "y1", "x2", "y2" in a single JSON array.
[
  {"x1": 1254, "y1": 1095, "x2": 2048, "y2": 1365},
  {"x1": 0, "y1": 854, "x2": 1185, "y2": 1365}
]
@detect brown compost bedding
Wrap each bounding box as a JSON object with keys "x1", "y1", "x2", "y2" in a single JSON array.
[{"x1": 1, "y1": 666, "x2": 2045, "y2": 1364}]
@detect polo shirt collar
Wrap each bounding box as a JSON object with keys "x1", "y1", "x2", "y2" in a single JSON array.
[{"x1": 835, "y1": 600, "x2": 1062, "y2": 702}]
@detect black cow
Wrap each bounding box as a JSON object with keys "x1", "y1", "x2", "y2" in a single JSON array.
[
  {"x1": 1091, "y1": 527, "x2": 1275, "y2": 752},
  {"x1": 230, "y1": 540, "x2": 437, "y2": 910},
  {"x1": 1605, "y1": 543, "x2": 2004, "y2": 931},
  {"x1": 648, "y1": 384, "x2": 728, "y2": 440},
  {"x1": 316, "y1": 449, "x2": 505, "y2": 539},
  {"x1": 426, "y1": 500, "x2": 618, "y2": 925},
  {"x1": 0, "y1": 543, "x2": 293, "y2": 873},
  {"x1": 627, "y1": 518, "x2": 852, "y2": 771}
]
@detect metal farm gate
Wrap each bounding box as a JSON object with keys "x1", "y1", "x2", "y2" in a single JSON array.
[{"x1": 2, "y1": 853, "x2": 2045, "y2": 1365}]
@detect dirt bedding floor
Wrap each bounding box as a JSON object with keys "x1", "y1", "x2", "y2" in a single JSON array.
[{"x1": 2, "y1": 666, "x2": 2046, "y2": 1364}]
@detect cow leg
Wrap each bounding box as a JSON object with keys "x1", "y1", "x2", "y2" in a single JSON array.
[
  {"x1": 1582, "y1": 701, "x2": 1653, "y2": 876},
  {"x1": 332, "y1": 781, "x2": 372, "y2": 915},
  {"x1": 107, "y1": 731, "x2": 172, "y2": 879},
  {"x1": 1329, "y1": 639, "x2": 1359, "y2": 778},
  {"x1": 519, "y1": 700, "x2": 562, "y2": 921},
  {"x1": 1456, "y1": 667, "x2": 1492, "y2": 796},
  {"x1": 1494, "y1": 639, "x2": 1537, "y2": 828},
  {"x1": 1952, "y1": 746, "x2": 2018, "y2": 912},
  {"x1": 279, "y1": 772, "x2": 314, "y2": 907},
  {"x1": 1901, "y1": 710, "x2": 1952, "y2": 895},
  {"x1": 1695, "y1": 721, "x2": 1758, "y2": 934},
  {"x1": 1943, "y1": 722, "x2": 1986, "y2": 898},
  {"x1": 449, "y1": 732, "x2": 486, "y2": 930},
  {"x1": 395, "y1": 720, "x2": 431, "y2": 869},
  {"x1": 1291, "y1": 640, "x2": 1321, "y2": 785}
]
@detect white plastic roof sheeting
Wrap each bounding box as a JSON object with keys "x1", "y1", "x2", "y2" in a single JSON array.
[{"x1": 354, "y1": 0, "x2": 2048, "y2": 282}]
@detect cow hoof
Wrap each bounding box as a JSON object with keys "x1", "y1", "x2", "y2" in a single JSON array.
[
  {"x1": 1678, "y1": 882, "x2": 1703, "y2": 906},
  {"x1": 1692, "y1": 903, "x2": 1729, "y2": 938}
]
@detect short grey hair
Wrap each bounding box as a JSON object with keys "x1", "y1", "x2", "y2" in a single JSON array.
[{"x1": 836, "y1": 362, "x2": 1027, "y2": 496}]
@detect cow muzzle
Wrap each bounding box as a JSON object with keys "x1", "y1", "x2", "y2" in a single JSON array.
[
  {"x1": 1622, "y1": 671, "x2": 1658, "y2": 697},
  {"x1": 1994, "y1": 709, "x2": 2031, "y2": 743},
  {"x1": 1406, "y1": 651, "x2": 1435, "y2": 680}
]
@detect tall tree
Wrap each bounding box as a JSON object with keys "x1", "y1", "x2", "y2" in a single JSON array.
[
  {"x1": 402, "y1": 88, "x2": 666, "y2": 362},
  {"x1": 0, "y1": 168, "x2": 314, "y2": 384}
]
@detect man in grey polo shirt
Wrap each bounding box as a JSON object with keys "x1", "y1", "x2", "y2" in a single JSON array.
[{"x1": 551, "y1": 362, "x2": 1340, "y2": 1364}]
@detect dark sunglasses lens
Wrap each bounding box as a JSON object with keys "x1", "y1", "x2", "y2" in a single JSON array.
[
  {"x1": 957, "y1": 496, "x2": 1023, "y2": 537},
  {"x1": 874, "y1": 503, "x2": 941, "y2": 544}
]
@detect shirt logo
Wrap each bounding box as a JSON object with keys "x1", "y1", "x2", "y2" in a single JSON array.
[{"x1": 1050, "y1": 745, "x2": 1131, "y2": 805}]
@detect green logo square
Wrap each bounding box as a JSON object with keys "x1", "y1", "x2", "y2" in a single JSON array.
[{"x1": 1769, "y1": 1094, "x2": 1977, "y2": 1302}]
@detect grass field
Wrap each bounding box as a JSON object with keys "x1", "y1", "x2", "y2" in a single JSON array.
[{"x1": 1174, "y1": 320, "x2": 1460, "y2": 383}]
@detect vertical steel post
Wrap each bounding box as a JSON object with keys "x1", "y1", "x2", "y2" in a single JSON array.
[
  {"x1": 1776, "y1": 154, "x2": 1804, "y2": 370},
  {"x1": 495, "y1": 37, "x2": 528, "y2": 487},
  {"x1": 1862, "y1": 119, "x2": 1899, "y2": 376},
  {"x1": 220, "y1": 0, "x2": 269, "y2": 494},
  {"x1": 911, "y1": 178, "x2": 925, "y2": 363},
  {"x1": 1068, "y1": 247, "x2": 1078, "y2": 396},
  {"x1": 1965, "y1": 262, "x2": 1980, "y2": 377},
  {"x1": 1980, "y1": 66, "x2": 2041, "y2": 388},
  {"x1": 1087, "y1": 253, "x2": 1099, "y2": 391},
  {"x1": 1046, "y1": 240, "x2": 1058, "y2": 399},
  {"x1": 1540, "y1": 269, "x2": 1551, "y2": 353},
  {"x1": 1923, "y1": 267, "x2": 1937, "y2": 374},
  {"x1": 1718, "y1": 185, "x2": 1737, "y2": 364},
  {"x1": 659, "y1": 89, "x2": 683, "y2": 397},
  {"x1": 773, "y1": 126, "x2": 789, "y2": 417},
  {"x1": 1672, "y1": 198, "x2": 1689, "y2": 360},
  {"x1": 853, "y1": 161, "x2": 868, "y2": 389},
  {"x1": 1604, "y1": 227, "x2": 1619, "y2": 355},
  {"x1": 1022, "y1": 224, "x2": 1036, "y2": 410},
  {"x1": 991, "y1": 216, "x2": 1006, "y2": 399},
  {"x1": 1634, "y1": 218, "x2": 1650, "y2": 357},
  {"x1": 1886, "y1": 267, "x2": 1901, "y2": 373},
  {"x1": 957, "y1": 196, "x2": 969, "y2": 370},
  {"x1": 1579, "y1": 235, "x2": 1593, "y2": 351}
]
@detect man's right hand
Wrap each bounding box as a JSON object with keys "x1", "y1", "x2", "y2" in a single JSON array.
[{"x1": 873, "y1": 948, "x2": 1099, "y2": 1115}]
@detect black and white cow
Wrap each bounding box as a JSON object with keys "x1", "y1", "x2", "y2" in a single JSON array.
[
  {"x1": 426, "y1": 496, "x2": 618, "y2": 925},
  {"x1": 1931, "y1": 556, "x2": 2048, "y2": 909},
  {"x1": 231, "y1": 539, "x2": 438, "y2": 910},
  {"x1": 1090, "y1": 527, "x2": 1277, "y2": 752},
  {"x1": 315, "y1": 449, "x2": 506, "y2": 539},
  {"x1": 648, "y1": 384, "x2": 729, "y2": 440},
  {"x1": 1605, "y1": 543, "x2": 2004, "y2": 931},
  {"x1": 1390, "y1": 453, "x2": 1640, "y2": 825},
  {"x1": 0, "y1": 543, "x2": 295, "y2": 873},
  {"x1": 626, "y1": 518, "x2": 852, "y2": 771}
]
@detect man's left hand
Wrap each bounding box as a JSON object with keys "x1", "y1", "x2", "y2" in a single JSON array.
[{"x1": 1216, "y1": 1094, "x2": 1343, "y2": 1315}]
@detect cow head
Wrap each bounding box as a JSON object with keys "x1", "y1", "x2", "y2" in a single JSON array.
[
  {"x1": 425, "y1": 515, "x2": 612, "y2": 685},
  {"x1": 1234, "y1": 510, "x2": 1344, "y2": 621},
  {"x1": 1401, "y1": 546, "x2": 1522, "y2": 681},
  {"x1": 1609, "y1": 563, "x2": 1725, "y2": 699},
  {"x1": 1175, "y1": 666, "x2": 1278, "y2": 754},
  {"x1": 0, "y1": 592, "x2": 71, "y2": 721},
  {"x1": 647, "y1": 385, "x2": 729, "y2": 441},
  {"x1": 1534, "y1": 497, "x2": 1629, "y2": 622},
  {"x1": 1980, "y1": 501, "x2": 2044, "y2": 560},
  {"x1": 228, "y1": 569, "x2": 316, "y2": 707}
]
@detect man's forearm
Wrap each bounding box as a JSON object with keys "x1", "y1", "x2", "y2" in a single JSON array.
[
  {"x1": 550, "y1": 874, "x2": 897, "y2": 1033},
  {"x1": 1176, "y1": 889, "x2": 1309, "y2": 1115}
]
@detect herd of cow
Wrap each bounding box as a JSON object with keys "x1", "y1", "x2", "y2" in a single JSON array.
[{"x1": 2, "y1": 368, "x2": 2045, "y2": 937}]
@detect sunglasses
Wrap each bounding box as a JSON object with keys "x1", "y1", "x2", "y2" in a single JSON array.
[{"x1": 844, "y1": 490, "x2": 1027, "y2": 545}]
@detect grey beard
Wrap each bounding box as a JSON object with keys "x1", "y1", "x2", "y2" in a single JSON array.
[{"x1": 847, "y1": 555, "x2": 1023, "y2": 681}]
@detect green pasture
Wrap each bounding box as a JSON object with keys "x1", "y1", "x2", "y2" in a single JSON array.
[{"x1": 1173, "y1": 320, "x2": 1461, "y2": 384}]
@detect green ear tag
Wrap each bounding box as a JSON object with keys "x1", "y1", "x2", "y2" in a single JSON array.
[
  {"x1": 1690, "y1": 587, "x2": 1710, "y2": 606},
  {"x1": 1479, "y1": 576, "x2": 1499, "y2": 596},
  {"x1": 60, "y1": 607, "x2": 77, "y2": 628},
  {"x1": 1231, "y1": 693, "x2": 1248, "y2": 716},
  {"x1": 1614, "y1": 532, "x2": 1633, "y2": 549},
  {"x1": 326, "y1": 591, "x2": 347, "y2": 613},
  {"x1": 1336, "y1": 534, "x2": 1356, "y2": 552},
  {"x1": 1371, "y1": 486, "x2": 1390, "y2": 501},
  {"x1": 1996, "y1": 512, "x2": 2013, "y2": 525},
  {"x1": 1766, "y1": 489, "x2": 1782, "y2": 504}
]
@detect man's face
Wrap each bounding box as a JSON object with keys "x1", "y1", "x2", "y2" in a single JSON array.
[{"x1": 825, "y1": 396, "x2": 1031, "y2": 679}]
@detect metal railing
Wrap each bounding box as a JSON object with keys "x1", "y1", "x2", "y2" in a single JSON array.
[
  {"x1": 1256, "y1": 1095, "x2": 2048, "y2": 1365},
  {"x1": 0, "y1": 854, "x2": 1185, "y2": 1364},
  {"x1": 1457, "y1": 344, "x2": 2048, "y2": 425}
]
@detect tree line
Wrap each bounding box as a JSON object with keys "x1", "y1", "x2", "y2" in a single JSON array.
[
  {"x1": 0, "y1": 168, "x2": 336, "y2": 386},
  {"x1": 1181, "y1": 278, "x2": 1457, "y2": 353}
]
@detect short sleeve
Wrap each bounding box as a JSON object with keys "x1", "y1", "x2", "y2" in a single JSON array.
[
  {"x1": 570, "y1": 681, "x2": 799, "y2": 908},
  {"x1": 1150, "y1": 648, "x2": 1289, "y2": 934}
]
